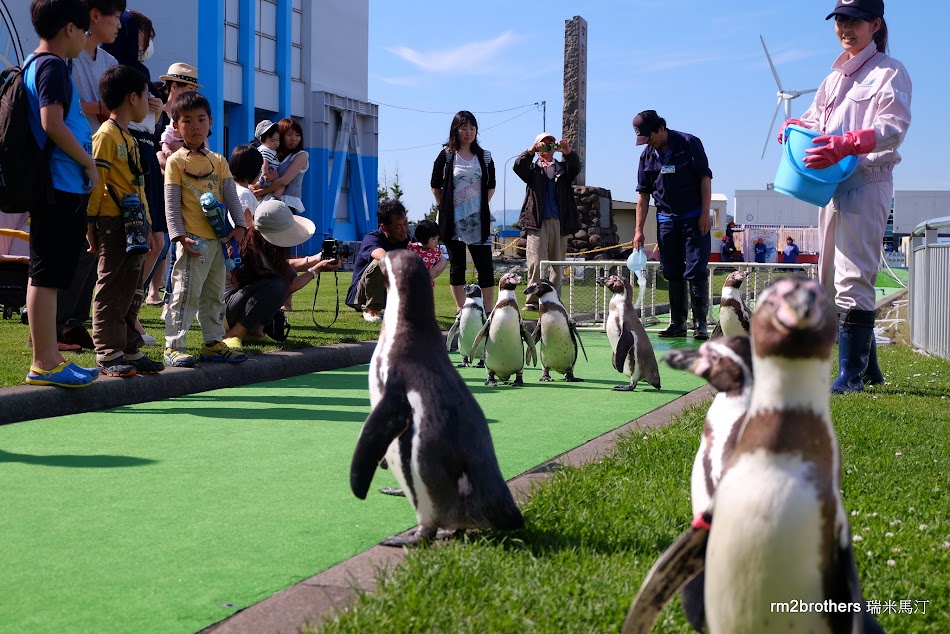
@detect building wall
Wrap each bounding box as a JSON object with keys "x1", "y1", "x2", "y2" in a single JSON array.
[
  {"x1": 893, "y1": 191, "x2": 950, "y2": 235},
  {"x1": 8, "y1": 0, "x2": 376, "y2": 254},
  {"x1": 734, "y1": 190, "x2": 820, "y2": 226}
]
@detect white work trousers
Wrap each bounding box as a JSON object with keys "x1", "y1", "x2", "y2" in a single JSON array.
[
  {"x1": 818, "y1": 173, "x2": 892, "y2": 313},
  {"x1": 164, "y1": 238, "x2": 227, "y2": 349}
]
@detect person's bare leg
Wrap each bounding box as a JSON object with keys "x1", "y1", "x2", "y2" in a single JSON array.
[
  {"x1": 451, "y1": 284, "x2": 466, "y2": 311},
  {"x1": 481, "y1": 286, "x2": 494, "y2": 310},
  {"x1": 225, "y1": 322, "x2": 250, "y2": 340},
  {"x1": 28, "y1": 283, "x2": 65, "y2": 371}
]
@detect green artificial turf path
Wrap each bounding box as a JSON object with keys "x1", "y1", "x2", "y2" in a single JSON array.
[{"x1": 0, "y1": 332, "x2": 702, "y2": 633}]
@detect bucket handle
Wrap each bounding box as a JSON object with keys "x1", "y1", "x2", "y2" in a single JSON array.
[{"x1": 783, "y1": 126, "x2": 826, "y2": 185}]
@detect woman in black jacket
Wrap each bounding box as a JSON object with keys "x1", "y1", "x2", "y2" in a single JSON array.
[{"x1": 430, "y1": 111, "x2": 496, "y2": 310}]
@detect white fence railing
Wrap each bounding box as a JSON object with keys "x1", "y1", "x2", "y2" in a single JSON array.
[
  {"x1": 540, "y1": 259, "x2": 818, "y2": 327},
  {"x1": 909, "y1": 216, "x2": 950, "y2": 360}
]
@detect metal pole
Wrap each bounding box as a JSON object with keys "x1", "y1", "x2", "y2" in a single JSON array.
[
  {"x1": 543, "y1": 100, "x2": 547, "y2": 132},
  {"x1": 503, "y1": 153, "x2": 520, "y2": 231}
]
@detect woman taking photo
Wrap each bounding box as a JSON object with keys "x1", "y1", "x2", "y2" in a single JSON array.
[
  {"x1": 223, "y1": 200, "x2": 337, "y2": 348},
  {"x1": 430, "y1": 110, "x2": 496, "y2": 310},
  {"x1": 781, "y1": 0, "x2": 911, "y2": 393}
]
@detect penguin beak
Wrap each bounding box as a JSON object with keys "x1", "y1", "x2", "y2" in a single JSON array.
[
  {"x1": 595, "y1": 277, "x2": 606, "y2": 286},
  {"x1": 523, "y1": 284, "x2": 536, "y2": 296}
]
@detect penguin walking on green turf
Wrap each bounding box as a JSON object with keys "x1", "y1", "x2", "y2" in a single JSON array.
[
  {"x1": 471, "y1": 272, "x2": 537, "y2": 386},
  {"x1": 350, "y1": 251, "x2": 523, "y2": 547},
  {"x1": 598, "y1": 275, "x2": 661, "y2": 391},
  {"x1": 524, "y1": 280, "x2": 587, "y2": 381},
  {"x1": 622, "y1": 277, "x2": 884, "y2": 634},
  {"x1": 446, "y1": 284, "x2": 486, "y2": 367},
  {"x1": 710, "y1": 270, "x2": 751, "y2": 339}
]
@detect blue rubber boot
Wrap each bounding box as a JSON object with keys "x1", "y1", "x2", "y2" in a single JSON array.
[{"x1": 831, "y1": 309, "x2": 876, "y2": 394}]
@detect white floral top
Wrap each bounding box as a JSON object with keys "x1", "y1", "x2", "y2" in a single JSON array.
[{"x1": 452, "y1": 153, "x2": 484, "y2": 244}]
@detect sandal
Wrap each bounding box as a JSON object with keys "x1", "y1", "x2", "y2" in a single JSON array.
[{"x1": 25, "y1": 361, "x2": 97, "y2": 388}]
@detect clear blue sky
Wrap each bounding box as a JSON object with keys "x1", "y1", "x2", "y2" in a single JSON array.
[{"x1": 368, "y1": 0, "x2": 944, "y2": 226}]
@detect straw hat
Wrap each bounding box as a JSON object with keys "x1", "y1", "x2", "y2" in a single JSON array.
[
  {"x1": 254, "y1": 200, "x2": 315, "y2": 248},
  {"x1": 159, "y1": 62, "x2": 203, "y2": 88}
]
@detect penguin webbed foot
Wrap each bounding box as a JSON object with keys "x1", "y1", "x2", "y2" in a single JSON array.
[
  {"x1": 613, "y1": 384, "x2": 635, "y2": 392},
  {"x1": 457, "y1": 356, "x2": 470, "y2": 368},
  {"x1": 475, "y1": 359, "x2": 485, "y2": 368},
  {"x1": 511, "y1": 373, "x2": 524, "y2": 387},
  {"x1": 380, "y1": 526, "x2": 438, "y2": 548},
  {"x1": 539, "y1": 370, "x2": 553, "y2": 382},
  {"x1": 378, "y1": 486, "x2": 405, "y2": 497},
  {"x1": 485, "y1": 372, "x2": 498, "y2": 387},
  {"x1": 564, "y1": 370, "x2": 583, "y2": 382}
]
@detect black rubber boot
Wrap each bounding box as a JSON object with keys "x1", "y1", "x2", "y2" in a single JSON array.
[
  {"x1": 689, "y1": 278, "x2": 710, "y2": 341},
  {"x1": 831, "y1": 309, "x2": 876, "y2": 394},
  {"x1": 864, "y1": 338, "x2": 885, "y2": 385},
  {"x1": 659, "y1": 279, "x2": 689, "y2": 337}
]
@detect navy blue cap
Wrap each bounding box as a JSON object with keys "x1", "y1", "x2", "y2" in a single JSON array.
[{"x1": 826, "y1": 0, "x2": 884, "y2": 20}]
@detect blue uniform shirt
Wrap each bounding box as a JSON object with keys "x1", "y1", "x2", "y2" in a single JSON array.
[{"x1": 636, "y1": 130, "x2": 712, "y2": 223}]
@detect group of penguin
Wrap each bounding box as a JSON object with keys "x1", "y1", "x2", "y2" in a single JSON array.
[
  {"x1": 447, "y1": 270, "x2": 662, "y2": 391},
  {"x1": 350, "y1": 250, "x2": 884, "y2": 633}
]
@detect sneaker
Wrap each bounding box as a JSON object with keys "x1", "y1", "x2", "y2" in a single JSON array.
[
  {"x1": 164, "y1": 348, "x2": 196, "y2": 368},
  {"x1": 25, "y1": 361, "x2": 96, "y2": 388},
  {"x1": 140, "y1": 332, "x2": 158, "y2": 346},
  {"x1": 222, "y1": 336, "x2": 243, "y2": 350},
  {"x1": 97, "y1": 357, "x2": 137, "y2": 377},
  {"x1": 200, "y1": 341, "x2": 248, "y2": 363},
  {"x1": 60, "y1": 325, "x2": 95, "y2": 350},
  {"x1": 127, "y1": 355, "x2": 164, "y2": 374},
  {"x1": 363, "y1": 310, "x2": 382, "y2": 323}
]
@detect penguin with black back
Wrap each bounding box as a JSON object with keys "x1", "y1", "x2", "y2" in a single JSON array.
[
  {"x1": 710, "y1": 270, "x2": 751, "y2": 339},
  {"x1": 661, "y1": 335, "x2": 754, "y2": 630},
  {"x1": 350, "y1": 250, "x2": 524, "y2": 546},
  {"x1": 622, "y1": 276, "x2": 884, "y2": 634},
  {"x1": 598, "y1": 274, "x2": 661, "y2": 391},
  {"x1": 446, "y1": 283, "x2": 487, "y2": 367},
  {"x1": 471, "y1": 272, "x2": 537, "y2": 386},
  {"x1": 524, "y1": 280, "x2": 588, "y2": 381}
]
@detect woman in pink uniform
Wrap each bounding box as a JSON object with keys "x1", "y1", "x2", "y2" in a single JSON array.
[{"x1": 781, "y1": 0, "x2": 911, "y2": 393}]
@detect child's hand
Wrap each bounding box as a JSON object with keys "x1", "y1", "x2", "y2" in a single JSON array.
[
  {"x1": 228, "y1": 226, "x2": 246, "y2": 244},
  {"x1": 178, "y1": 236, "x2": 203, "y2": 257},
  {"x1": 265, "y1": 167, "x2": 279, "y2": 182},
  {"x1": 85, "y1": 223, "x2": 97, "y2": 254}
]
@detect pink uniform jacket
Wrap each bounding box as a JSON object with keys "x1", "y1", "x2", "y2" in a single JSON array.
[{"x1": 800, "y1": 43, "x2": 912, "y2": 171}]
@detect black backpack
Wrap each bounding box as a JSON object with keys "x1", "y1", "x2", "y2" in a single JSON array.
[{"x1": 0, "y1": 53, "x2": 66, "y2": 214}]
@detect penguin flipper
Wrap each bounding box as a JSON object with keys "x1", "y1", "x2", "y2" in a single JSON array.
[
  {"x1": 350, "y1": 390, "x2": 412, "y2": 500},
  {"x1": 446, "y1": 316, "x2": 461, "y2": 352},
  {"x1": 710, "y1": 321, "x2": 724, "y2": 340},
  {"x1": 531, "y1": 321, "x2": 541, "y2": 344},
  {"x1": 622, "y1": 524, "x2": 709, "y2": 634},
  {"x1": 662, "y1": 348, "x2": 701, "y2": 372},
  {"x1": 521, "y1": 322, "x2": 538, "y2": 367},
  {"x1": 614, "y1": 330, "x2": 635, "y2": 374},
  {"x1": 470, "y1": 315, "x2": 492, "y2": 361},
  {"x1": 569, "y1": 321, "x2": 589, "y2": 363},
  {"x1": 837, "y1": 528, "x2": 886, "y2": 634}
]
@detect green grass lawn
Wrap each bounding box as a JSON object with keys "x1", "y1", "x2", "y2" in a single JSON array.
[{"x1": 315, "y1": 342, "x2": 950, "y2": 634}]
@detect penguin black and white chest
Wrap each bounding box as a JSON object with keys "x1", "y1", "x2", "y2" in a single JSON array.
[
  {"x1": 523, "y1": 280, "x2": 588, "y2": 382},
  {"x1": 598, "y1": 275, "x2": 661, "y2": 391},
  {"x1": 711, "y1": 270, "x2": 751, "y2": 339},
  {"x1": 663, "y1": 336, "x2": 753, "y2": 519},
  {"x1": 446, "y1": 284, "x2": 486, "y2": 367},
  {"x1": 471, "y1": 272, "x2": 537, "y2": 386},
  {"x1": 705, "y1": 276, "x2": 879, "y2": 633},
  {"x1": 351, "y1": 251, "x2": 523, "y2": 546}
]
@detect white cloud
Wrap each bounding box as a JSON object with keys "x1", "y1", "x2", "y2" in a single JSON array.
[
  {"x1": 377, "y1": 75, "x2": 422, "y2": 87},
  {"x1": 386, "y1": 31, "x2": 517, "y2": 74}
]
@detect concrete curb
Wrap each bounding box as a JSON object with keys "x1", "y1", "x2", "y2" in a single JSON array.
[
  {"x1": 0, "y1": 341, "x2": 376, "y2": 426},
  {"x1": 200, "y1": 384, "x2": 717, "y2": 634}
]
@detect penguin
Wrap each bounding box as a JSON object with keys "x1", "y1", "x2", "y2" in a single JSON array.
[
  {"x1": 446, "y1": 283, "x2": 487, "y2": 367},
  {"x1": 710, "y1": 270, "x2": 751, "y2": 339},
  {"x1": 350, "y1": 250, "x2": 524, "y2": 546},
  {"x1": 523, "y1": 280, "x2": 588, "y2": 382},
  {"x1": 622, "y1": 276, "x2": 884, "y2": 634},
  {"x1": 661, "y1": 335, "x2": 754, "y2": 631},
  {"x1": 597, "y1": 275, "x2": 661, "y2": 391},
  {"x1": 471, "y1": 272, "x2": 537, "y2": 387}
]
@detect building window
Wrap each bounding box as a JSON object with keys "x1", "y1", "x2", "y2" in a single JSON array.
[
  {"x1": 224, "y1": 0, "x2": 239, "y2": 63},
  {"x1": 256, "y1": 0, "x2": 277, "y2": 73},
  {"x1": 292, "y1": 0, "x2": 303, "y2": 80}
]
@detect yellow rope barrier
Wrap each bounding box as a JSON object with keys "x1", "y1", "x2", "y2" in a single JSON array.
[{"x1": 492, "y1": 239, "x2": 658, "y2": 258}]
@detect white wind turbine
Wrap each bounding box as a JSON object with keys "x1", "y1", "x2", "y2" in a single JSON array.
[{"x1": 760, "y1": 35, "x2": 817, "y2": 159}]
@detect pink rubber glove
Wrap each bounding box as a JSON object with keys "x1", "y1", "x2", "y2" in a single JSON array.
[
  {"x1": 803, "y1": 129, "x2": 877, "y2": 170},
  {"x1": 777, "y1": 118, "x2": 806, "y2": 144}
]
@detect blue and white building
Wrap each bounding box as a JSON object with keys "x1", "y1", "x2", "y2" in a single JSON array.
[{"x1": 4, "y1": 0, "x2": 377, "y2": 253}]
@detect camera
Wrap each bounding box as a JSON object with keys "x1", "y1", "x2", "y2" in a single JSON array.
[
  {"x1": 322, "y1": 238, "x2": 351, "y2": 262},
  {"x1": 541, "y1": 142, "x2": 561, "y2": 153}
]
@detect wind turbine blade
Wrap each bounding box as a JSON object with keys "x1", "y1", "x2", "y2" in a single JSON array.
[
  {"x1": 799, "y1": 88, "x2": 818, "y2": 96},
  {"x1": 760, "y1": 34, "x2": 783, "y2": 92},
  {"x1": 762, "y1": 97, "x2": 782, "y2": 160},
  {"x1": 784, "y1": 98, "x2": 791, "y2": 119}
]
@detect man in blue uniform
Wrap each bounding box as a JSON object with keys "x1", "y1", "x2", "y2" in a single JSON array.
[{"x1": 631, "y1": 110, "x2": 713, "y2": 340}]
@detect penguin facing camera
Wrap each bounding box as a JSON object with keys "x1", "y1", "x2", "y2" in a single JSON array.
[
  {"x1": 446, "y1": 284, "x2": 487, "y2": 367},
  {"x1": 350, "y1": 251, "x2": 524, "y2": 546},
  {"x1": 523, "y1": 280, "x2": 588, "y2": 382},
  {"x1": 709, "y1": 270, "x2": 751, "y2": 339},
  {"x1": 470, "y1": 272, "x2": 538, "y2": 386},
  {"x1": 597, "y1": 275, "x2": 661, "y2": 391},
  {"x1": 623, "y1": 277, "x2": 884, "y2": 634},
  {"x1": 661, "y1": 335, "x2": 754, "y2": 631}
]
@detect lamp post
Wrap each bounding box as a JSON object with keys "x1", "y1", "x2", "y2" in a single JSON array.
[{"x1": 502, "y1": 152, "x2": 522, "y2": 231}]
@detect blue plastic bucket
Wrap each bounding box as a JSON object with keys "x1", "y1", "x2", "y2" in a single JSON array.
[{"x1": 773, "y1": 125, "x2": 858, "y2": 207}]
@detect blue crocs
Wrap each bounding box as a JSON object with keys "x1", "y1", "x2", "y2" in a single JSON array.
[{"x1": 25, "y1": 361, "x2": 97, "y2": 388}]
